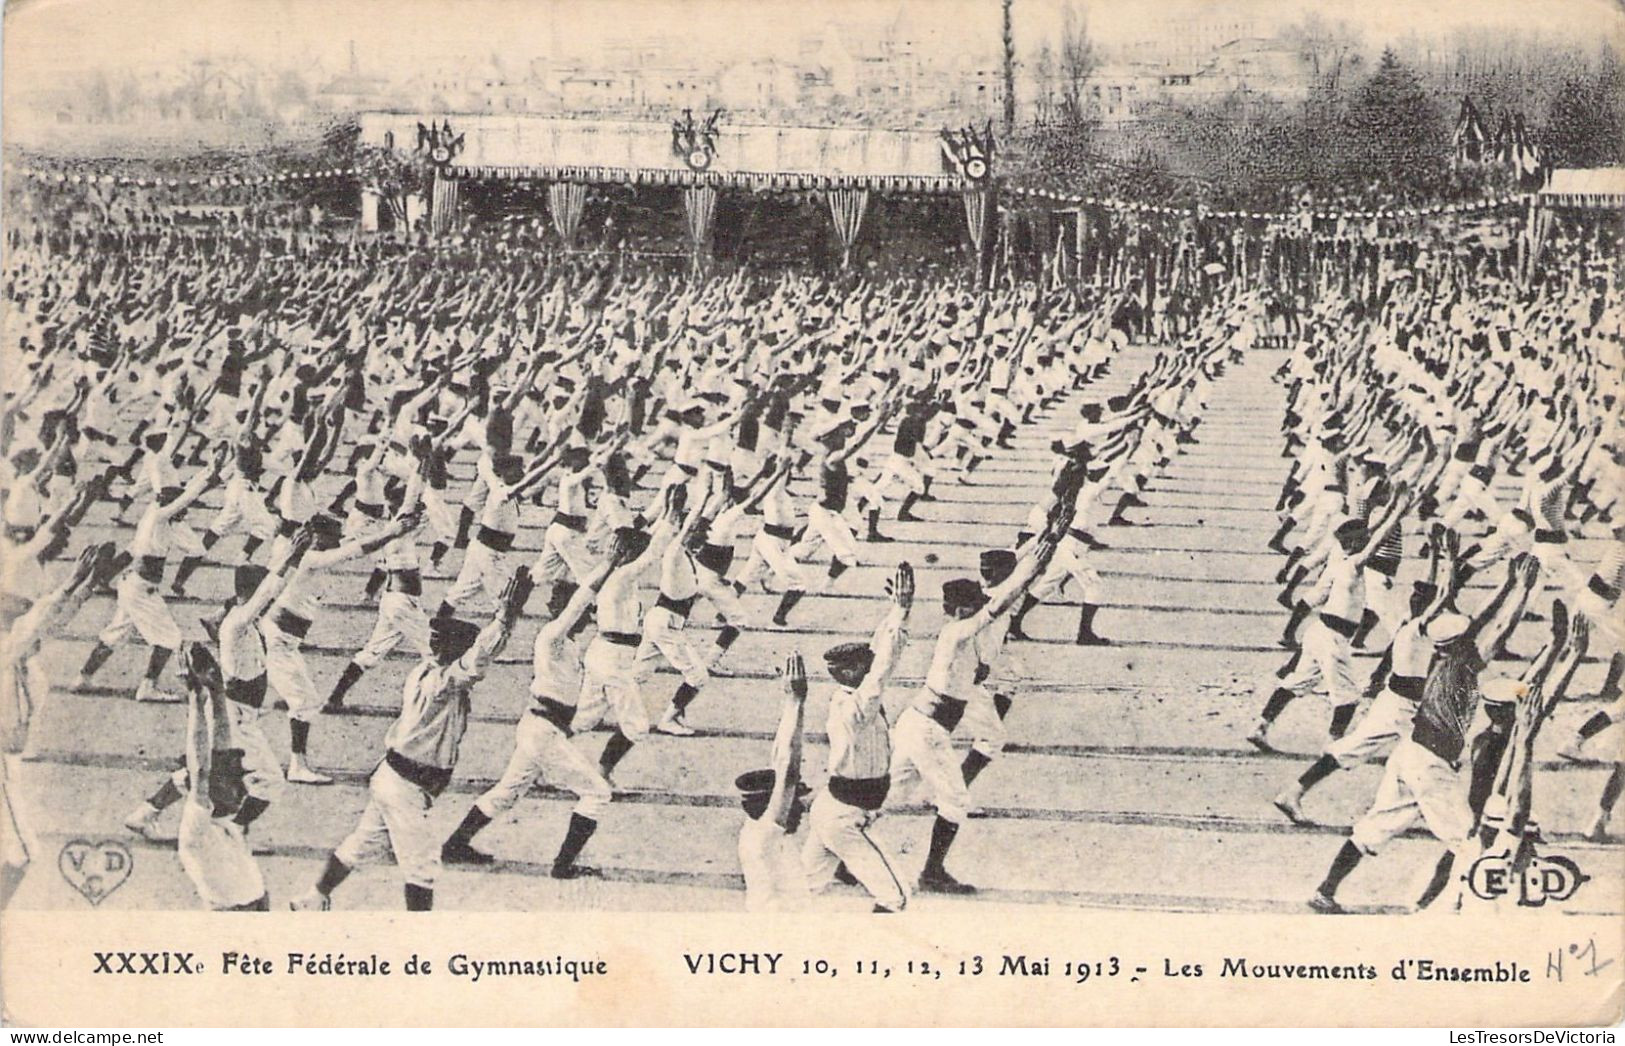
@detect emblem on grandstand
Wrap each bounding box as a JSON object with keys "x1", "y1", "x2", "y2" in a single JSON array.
[
  {"x1": 416, "y1": 120, "x2": 466, "y2": 172},
  {"x1": 940, "y1": 122, "x2": 995, "y2": 185},
  {"x1": 672, "y1": 108, "x2": 724, "y2": 172}
]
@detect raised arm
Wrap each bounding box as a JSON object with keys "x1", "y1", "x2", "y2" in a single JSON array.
[
  {"x1": 156, "y1": 449, "x2": 227, "y2": 521},
  {"x1": 1470, "y1": 554, "x2": 1540, "y2": 662},
  {"x1": 457, "y1": 569, "x2": 533, "y2": 680},
  {"x1": 180, "y1": 644, "x2": 227, "y2": 815},
  {"x1": 866, "y1": 561, "x2": 915, "y2": 693},
  {"x1": 765, "y1": 652, "x2": 808, "y2": 832},
  {"x1": 240, "y1": 528, "x2": 316, "y2": 620},
  {"x1": 308, "y1": 509, "x2": 423, "y2": 567},
  {"x1": 978, "y1": 463, "x2": 1087, "y2": 624}
]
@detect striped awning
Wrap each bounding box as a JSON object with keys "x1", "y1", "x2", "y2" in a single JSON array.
[
  {"x1": 450, "y1": 163, "x2": 965, "y2": 194},
  {"x1": 1539, "y1": 167, "x2": 1625, "y2": 209}
]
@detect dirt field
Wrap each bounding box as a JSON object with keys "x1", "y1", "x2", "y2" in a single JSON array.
[{"x1": 11, "y1": 344, "x2": 1622, "y2": 914}]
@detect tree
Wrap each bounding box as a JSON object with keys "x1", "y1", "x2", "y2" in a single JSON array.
[
  {"x1": 1002, "y1": 0, "x2": 1016, "y2": 134},
  {"x1": 1280, "y1": 12, "x2": 1363, "y2": 92},
  {"x1": 1057, "y1": 2, "x2": 1098, "y2": 123},
  {"x1": 1033, "y1": 43, "x2": 1056, "y2": 121},
  {"x1": 1342, "y1": 49, "x2": 1448, "y2": 185},
  {"x1": 356, "y1": 142, "x2": 429, "y2": 228},
  {"x1": 1543, "y1": 50, "x2": 1625, "y2": 168}
]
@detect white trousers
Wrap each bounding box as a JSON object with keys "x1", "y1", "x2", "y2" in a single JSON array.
[
  {"x1": 335, "y1": 761, "x2": 440, "y2": 888},
  {"x1": 476, "y1": 712, "x2": 612, "y2": 820}
]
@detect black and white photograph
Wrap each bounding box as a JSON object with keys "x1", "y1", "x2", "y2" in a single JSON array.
[{"x1": 0, "y1": 0, "x2": 1622, "y2": 1028}]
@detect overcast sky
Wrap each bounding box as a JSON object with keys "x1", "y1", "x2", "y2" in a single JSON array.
[{"x1": 5, "y1": 0, "x2": 1622, "y2": 88}]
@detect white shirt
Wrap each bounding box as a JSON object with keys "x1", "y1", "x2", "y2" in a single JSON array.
[
  {"x1": 738, "y1": 817, "x2": 807, "y2": 912},
  {"x1": 179, "y1": 801, "x2": 265, "y2": 910}
]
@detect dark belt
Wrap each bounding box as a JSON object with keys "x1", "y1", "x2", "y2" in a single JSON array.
[
  {"x1": 226, "y1": 674, "x2": 268, "y2": 709},
  {"x1": 1410, "y1": 723, "x2": 1462, "y2": 771},
  {"x1": 387, "y1": 568, "x2": 423, "y2": 596},
  {"x1": 273, "y1": 609, "x2": 313, "y2": 639},
  {"x1": 1066, "y1": 526, "x2": 1092, "y2": 544},
  {"x1": 353, "y1": 500, "x2": 386, "y2": 521},
  {"x1": 1589, "y1": 574, "x2": 1620, "y2": 604},
  {"x1": 1533, "y1": 529, "x2": 1567, "y2": 545},
  {"x1": 1367, "y1": 555, "x2": 1400, "y2": 578},
  {"x1": 828, "y1": 775, "x2": 890, "y2": 811},
  {"x1": 696, "y1": 542, "x2": 735, "y2": 575},
  {"x1": 530, "y1": 696, "x2": 576, "y2": 735},
  {"x1": 602, "y1": 631, "x2": 641, "y2": 648},
  {"x1": 1319, "y1": 612, "x2": 1359, "y2": 639},
  {"x1": 477, "y1": 525, "x2": 515, "y2": 552},
  {"x1": 1511, "y1": 508, "x2": 1535, "y2": 529},
  {"x1": 703, "y1": 460, "x2": 728, "y2": 472},
  {"x1": 137, "y1": 555, "x2": 167, "y2": 584},
  {"x1": 924, "y1": 691, "x2": 968, "y2": 732},
  {"x1": 677, "y1": 462, "x2": 699, "y2": 477},
  {"x1": 1388, "y1": 674, "x2": 1424, "y2": 701},
  {"x1": 655, "y1": 592, "x2": 698, "y2": 619},
  {"x1": 763, "y1": 522, "x2": 797, "y2": 541},
  {"x1": 552, "y1": 512, "x2": 587, "y2": 533},
  {"x1": 385, "y1": 750, "x2": 453, "y2": 798}
]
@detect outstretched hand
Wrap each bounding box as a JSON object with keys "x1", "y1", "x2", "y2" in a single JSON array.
[
  {"x1": 781, "y1": 651, "x2": 807, "y2": 700},
  {"x1": 1547, "y1": 598, "x2": 1570, "y2": 654},
  {"x1": 289, "y1": 522, "x2": 318, "y2": 558},
  {"x1": 67, "y1": 544, "x2": 102, "y2": 589},
  {"x1": 500, "y1": 566, "x2": 534, "y2": 623},
  {"x1": 1569, "y1": 609, "x2": 1590, "y2": 656},
  {"x1": 887, "y1": 561, "x2": 916, "y2": 612}
]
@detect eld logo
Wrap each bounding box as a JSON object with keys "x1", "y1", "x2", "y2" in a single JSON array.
[{"x1": 1465, "y1": 850, "x2": 1589, "y2": 907}]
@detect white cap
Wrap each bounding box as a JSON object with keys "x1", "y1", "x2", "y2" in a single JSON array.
[
  {"x1": 1425, "y1": 613, "x2": 1470, "y2": 643},
  {"x1": 1480, "y1": 676, "x2": 1528, "y2": 705}
]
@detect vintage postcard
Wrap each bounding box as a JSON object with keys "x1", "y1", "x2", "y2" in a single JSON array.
[{"x1": 0, "y1": 0, "x2": 1621, "y2": 1028}]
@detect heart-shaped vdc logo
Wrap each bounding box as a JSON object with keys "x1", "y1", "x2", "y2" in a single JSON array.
[{"x1": 58, "y1": 839, "x2": 134, "y2": 906}]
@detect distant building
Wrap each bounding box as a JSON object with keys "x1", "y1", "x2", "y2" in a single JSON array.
[
  {"x1": 716, "y1": 59, "x2": 799, "y2": 113},
  {"x1": 1082, "y1": 63, "x2": 1161, "y2": 124},
  {"x1": 1194, "y1": 37, "x2": 1314, "y2": 102},
  {"x1": 1117, "y1": 16, "x2": 1262, "y2": 62}
]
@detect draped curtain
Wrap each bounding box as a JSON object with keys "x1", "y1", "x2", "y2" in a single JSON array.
[
  {"x1": 682, "y1": 186, "x2": 718, "y2": 271},
  {"x1": 547, "y1": 182, "x2": 587, "y2": 246},
  {"x1": 430, "y1": 172, "x2": 460, "y2": 235},
  {"x1": 1527, "y1": 202, "x2": 1557, "y2": 277},
  {"x1": 963, "y1": 189, "x2": 993, "y2": 286},
  {"x1": 1050, "y1": 222, "x2": 1068, "y2": 288},
  {"x1": 825, "y1": 188, "x2": 870, "y2": 269},
  {"x1": 962, "y1": 189, "x2": 991, "y2": 253}
]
